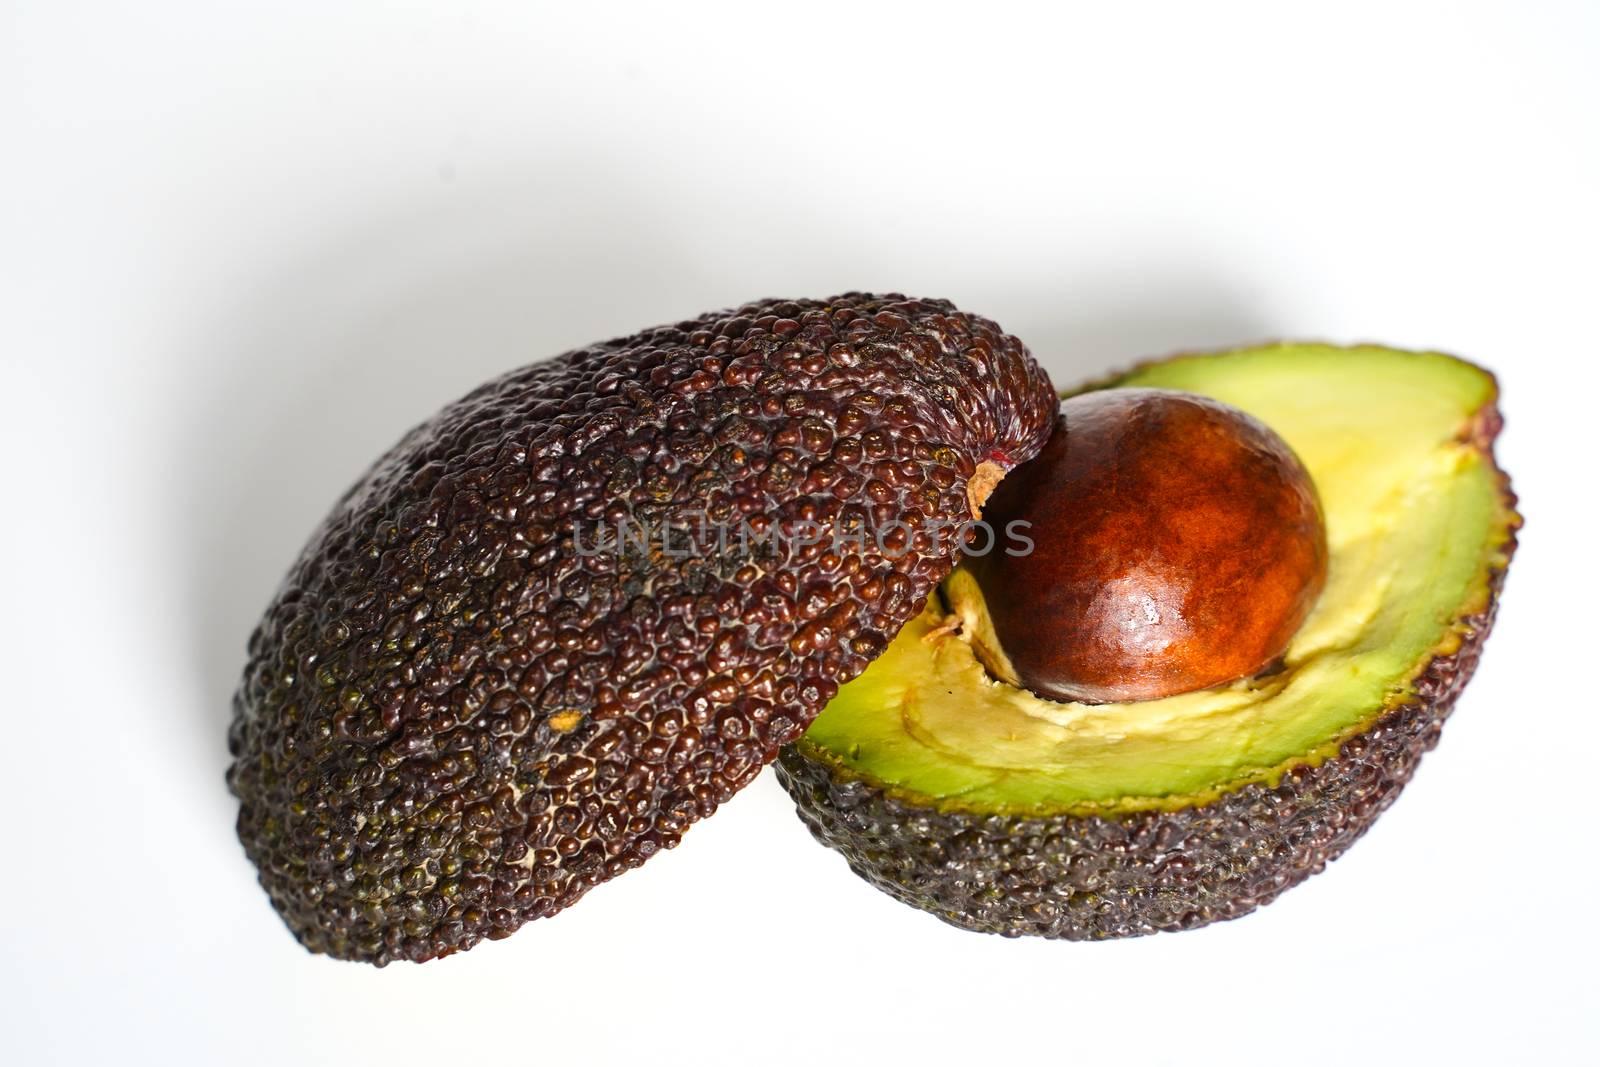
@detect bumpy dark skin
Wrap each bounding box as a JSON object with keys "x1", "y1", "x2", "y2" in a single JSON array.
[
  {"x1": 970, "y1": 390, "x2": 1327, "y2": 703},
  {"x1": 778, "y1": 404, "x2": 1516, "y2": 941},
  {"x1": 228, "y1": 294, "x2": 1058, "y2": 964}
]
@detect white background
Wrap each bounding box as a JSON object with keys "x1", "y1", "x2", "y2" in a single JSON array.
[{"x1": 4, "y1": 2, "x2": 1597, "y2": 1064}]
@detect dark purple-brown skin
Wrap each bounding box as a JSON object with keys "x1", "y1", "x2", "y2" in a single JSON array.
[
  {"x1": 970, "y1": 389, "x2": 1328, "y2": 703},
  {"x1": 227, "y1": 294, "x2": 1057, "y2": 964}
]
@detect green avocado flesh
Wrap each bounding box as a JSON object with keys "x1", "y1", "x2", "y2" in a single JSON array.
[{"x1": 799, "y1": 343, "x2": 1517, "y2": 815}]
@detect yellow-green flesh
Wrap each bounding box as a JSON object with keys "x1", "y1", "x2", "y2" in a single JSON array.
[{"x1": 800, "y1": 344, "x2": 1517, "y2": 815}]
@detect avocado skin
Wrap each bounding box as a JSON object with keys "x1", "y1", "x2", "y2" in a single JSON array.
[
  {"x1": 776, "y1": 406, "x2": 1516, "y2": 940},
  {"x1": 228, "y1": 294, "x2": 1058, "y2": 964}
]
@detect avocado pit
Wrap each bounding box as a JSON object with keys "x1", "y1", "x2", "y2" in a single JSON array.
[{"x1": 960, "y1": 388, "x2": 1328, "y2": 703}]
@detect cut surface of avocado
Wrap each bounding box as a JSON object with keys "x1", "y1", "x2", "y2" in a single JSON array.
[{"x1": 799, "y1": 344, "x2": 1518, "y2": 814}]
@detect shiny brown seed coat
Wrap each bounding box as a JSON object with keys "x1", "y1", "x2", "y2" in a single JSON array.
[{"x1": 970, "y1": 389, "x2": 1327, "y2": 703}]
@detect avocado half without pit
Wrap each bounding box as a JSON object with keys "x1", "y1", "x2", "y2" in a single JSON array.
[
  {"x1": 228, "y1": 295, "x2": 1060, "y2": 964},
  {"x1": 229, "y1": 296, "x2": 1517, "y2": 964},
  {"x1": 778, "y1": 343, "x2": 1518, "y2": 939}
]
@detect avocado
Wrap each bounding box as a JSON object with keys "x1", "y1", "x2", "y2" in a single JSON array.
[
  {"x1": 777, "y1": 343, "x2": 1519, "y2": 938},
  {"x1": 227, "y1": 294, "x2": 1058, "y2": 963}
]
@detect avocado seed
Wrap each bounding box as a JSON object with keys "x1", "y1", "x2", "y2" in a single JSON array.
[{"x1": 963, "y1": 388, "x2": 1327, "y2": 703}]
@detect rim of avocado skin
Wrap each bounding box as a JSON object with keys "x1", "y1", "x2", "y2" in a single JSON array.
[{"x1": 788, "y1": 343, "x2": 1520, "y2": 820}]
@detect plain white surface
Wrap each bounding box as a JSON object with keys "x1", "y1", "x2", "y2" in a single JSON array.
[{"x1": 4, "y1": 2, "x2": 1597, "y2": 1064}]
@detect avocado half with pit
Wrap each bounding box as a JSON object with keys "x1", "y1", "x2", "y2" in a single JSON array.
[{"x1": 777, "y1": 343, "x2": 1519, "y2": 938}]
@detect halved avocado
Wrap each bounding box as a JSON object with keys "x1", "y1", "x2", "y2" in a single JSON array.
[
  {"x1": 777, "y1": 343, "x2": 1519, "y2": 938},
  {"x1": 227, "y1": 295, "x2": 1059, "y2": 964}
]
